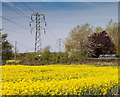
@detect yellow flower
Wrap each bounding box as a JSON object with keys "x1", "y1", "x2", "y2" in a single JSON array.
[{"x1": 1, "y1": 64, "x2": 118, "y2": 95}]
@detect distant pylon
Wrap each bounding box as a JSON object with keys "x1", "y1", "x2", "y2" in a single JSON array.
[{"x1": 57, "y1": 38, "x2": 62, "y2": 52}]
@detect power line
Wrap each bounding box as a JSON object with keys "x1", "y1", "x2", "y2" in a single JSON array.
[
  {"x1": 3, "y1": 3, "x2": 22, "y2": 16},
  {"x1": 5, "y1": 1, "x2": 30, "y2": 19},
  {"x1": 0, "y1": 16, "x2": 30, "y2": 31},
  {"x1": 20, "y1": 1, "x2": 35, "y2": 13},
  {"x1": 3, "y1": 3, "x2": 28, "y2": 19},
  {"x1": 4, "y1": 2, "x2": 58, "y2": 52},
  {"x1": 3, "y1": 28, "x2": 28, "y2": 35},
  {"x1": 3, "y1": 3, "x2": 32, "y2": 27}
]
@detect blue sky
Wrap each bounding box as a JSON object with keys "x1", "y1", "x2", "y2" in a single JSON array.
[
  {"x1": 1, "y1": 0, "x2": 120, "y2": 2},
  {"x1": 2, "y1": 2, "x2": 118, "y2": 53}
]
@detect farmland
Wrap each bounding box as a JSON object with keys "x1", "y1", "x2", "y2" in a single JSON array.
[{"x1": 1, "y1": 65, "x2": 118, "y2": 95}]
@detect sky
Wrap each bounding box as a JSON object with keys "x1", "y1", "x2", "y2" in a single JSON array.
[
  {"x1": 1, "y1": 0, "x2": 120, "y2": 2},
  {"x1": 2, "y1": 2, "x2": 118, "y2": 53}
]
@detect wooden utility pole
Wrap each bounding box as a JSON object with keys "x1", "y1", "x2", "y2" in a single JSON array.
[{"x1": 14, "y1": 41, "x2": 17, "y2": 64}]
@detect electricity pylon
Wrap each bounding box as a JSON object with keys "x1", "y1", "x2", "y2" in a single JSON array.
[
  {"x1": 30, "y1": 13, "x2": 47, "y2": 54},
  {"x1": 57, "y1": 38, "x2": 62, "y2": 52}
]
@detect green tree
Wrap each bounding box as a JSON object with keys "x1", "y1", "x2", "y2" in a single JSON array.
[
  {"x1": 49, "y1": 52, "x2": 59, "y2": 64},
  {"x1": 105, "y1": 19, "x2": 118, "y2": 56},
  {"x1": 94, "y1": 26, "x2": 104, "y2": 33},
  {"x1": 65, "y1": 23, "x2": 94, "y2": 57},
  {"x1": 58, "y1": 52, "x2": 68, "y2": 64},
  {"x1": 68, "y1": 51, "x2": 86, "y2": 64},
  {"x1": 41, "y1": 45, "x2": 51, "y2": 64},
  {"x1": 2, "y1": 33, "x2": 13, "y2": 61},
  {"x1": 0, "y1": 32, "x2": 2, "y2": 64}
]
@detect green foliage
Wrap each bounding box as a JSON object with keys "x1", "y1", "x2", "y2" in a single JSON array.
[
  {"x1": 15, "y1": 19, "x2": 119, "y2": 65},
  {"x1": 65, "y1": 23, "x2": 95, "y2": 58},
  {"x1": 65, "y1": 20, "x2": 118, "y2": 58},
  {"x1": 41, "y1": 46, "x2": 51, "y2": 64},
  {"x1": 19, "y1": 53, "x2": 37, "y2": 65},
  {"x1": 18, "y1": 51, "x2": 86, "y2": 65},
  {"x1": 58, "y1": 52, "x2": 69, "y2": 64},
  {"x1": 94, "y1": 26, "x2": 104, "y2": 33},
  {"x1": 65, "y1": 23, "x2": 93, "y2": 53},
  {"x1": 68, "y1": 51, "x2": 86, "y2": 64},
  {"x1": 105, "y1": 19, "x2": 118, "y2": 57},
  {"x1": 49, "y1": 52, "x2": 59, "y2": 64},
  {"x1": 2, "y1": 34, "x2": 13, "y2": 61}
]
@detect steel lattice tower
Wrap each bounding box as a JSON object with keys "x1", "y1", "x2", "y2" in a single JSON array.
[{"x1": 30, "y1": 13, "x2": 46, "y2": 54}]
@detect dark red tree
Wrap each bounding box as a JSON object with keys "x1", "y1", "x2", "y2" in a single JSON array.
[{"x1": 89, "y1": 31, "x2": 115, "y2": 57}]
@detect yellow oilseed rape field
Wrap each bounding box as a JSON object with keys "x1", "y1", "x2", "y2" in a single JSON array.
[{"x1": 1, "y1": 65, "x2": 118, "y2": 95}]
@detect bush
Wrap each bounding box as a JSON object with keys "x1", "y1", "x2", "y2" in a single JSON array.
[
  {"x1": 58, "y1": 52, "x2": 69, "y2": 64},
  {"x1": 18, "y1": 51, "x2": 86, "y2": 65},
  {"x1": 68, "y1": 51, "x2": 86, "y2": 64}
]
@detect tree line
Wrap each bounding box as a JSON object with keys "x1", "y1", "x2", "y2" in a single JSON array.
[{"x1": 1, "y1": 19, "x2": 119, "y2": 65}]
